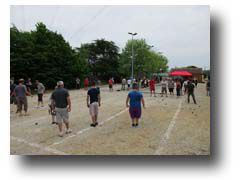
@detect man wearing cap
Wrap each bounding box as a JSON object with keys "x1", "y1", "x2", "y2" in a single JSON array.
[
  {"x1": 126, "y1": 83, "x2": 145, "y2": 127},
  {"x1": 51, "y1": 81, "x2": 72, "y2": 137},
  {"x1": 12, "y1": 79, "x2": 30, "y2": 116}
]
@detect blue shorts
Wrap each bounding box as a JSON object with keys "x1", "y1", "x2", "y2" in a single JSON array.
[{"x1": 129, "y1": 107, "x2": 141, "y2": 119}]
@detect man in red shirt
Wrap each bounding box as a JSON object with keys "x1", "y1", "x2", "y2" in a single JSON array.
[
  {"x1": 84, "y1": 78, "x2": 89, "y2": 90},
  {"x1": 108, "y1": 78, "x2": 114, "y2": 92},
  {"x1": 149, "y1": 77, "x2": 156, "y2": 97}
]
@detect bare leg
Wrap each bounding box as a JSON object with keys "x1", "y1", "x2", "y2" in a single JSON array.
[
  {"x1": 136, "y1": 118, "x2": 139, "y2": 126},
  {"x1": 131, "y1": 118, "x2": 134, "y2": 126},
  {"x1": 65, "y1": 122, "x2": 69, "y2": 130},
  {"x1": 58, "y1": 122, "x2": 63, "y2": 132},
  {"x1": 134, "y1": 118, "x2": 137, "y2": 125},
  {"x1": 91, "y1": 116, "x2": 96, "y2": 124},
  {"x1": 52, "y1": 116, "x2": 55, "y2": 123},
  {"x1": 95, "y1": 115, "x2": 98, "y2": 123},
  {"x1": 58, "y1": 122, "x2": 63, "y2": 136}
]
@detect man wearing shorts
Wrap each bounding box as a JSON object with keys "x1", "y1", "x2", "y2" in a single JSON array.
[
  {"x1": 13, "y1": 79, "x2": 30, "y2": 116},
  {"x1": 51, "y1": 81, "x2": 72, "y2": 137},
  {"x1": 168, "y1": 79, "x2": 174, "y2": 95},
  {"x1": 149, "y1": 77, "x2": 156, "y2": 97},
  {"x1": 87, "y1": 82, "x2": 101, "y2": 127},
  {"x1": 127, "y1": 78, "x2": 131, "y2": 90},
  {"x1": 126, "y1": 83, "x2": 145, "y2": 127},
  {"x1": 161, "y1": 78, "x2": 168, "y2": 97},
  {"x1": 121, "y1": 78, "x2": 126, "y2": 90},
  {"x1": 36, "y1": 80, "x2": 45, "y2": 107}
]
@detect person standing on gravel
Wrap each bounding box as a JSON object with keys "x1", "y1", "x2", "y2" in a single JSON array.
[
  {"x1": 127, "y1": 78, "x2": 132, "y2": 90},
  {"x1": 176, "y1": 80, "x2": 181, "y2": 98},
  {"x1": 108, "y1": 78, "x2": 114, "y2": 92},
  {"x1": 35, "y1": 80, "x2": 45, "y2": 108},
  {"x1": 51, "y1": 81, "x2": 72, "y2": 137},
  {"x1": 87, "y1": 81, "x2": 101, "y2": 127},
  {"x1": 13, "y1": 79, "x2": 30, "y2": 116},
  {"x1": 149, "y1": 77, "x2": 156, "y2": 97},
  {"x1": 126, "y1": 83, "x2": 145, "y2": 127},
  {"x1": 168, "y1": 79, "x2": 175, "y2": 95},
  {"x1": 161, "y1": 78, "x2": 168, "y2": 97},
  {"x1": 121, "y1": 78, "x2": 126, "y2": 90},
  {"x1": 187, "y1": 80, "x2": 197, "y2": 104}
]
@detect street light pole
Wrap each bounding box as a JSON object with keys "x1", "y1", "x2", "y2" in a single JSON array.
[{"x1": 128, "y1": 32, "x2": 137, "y2": 81}]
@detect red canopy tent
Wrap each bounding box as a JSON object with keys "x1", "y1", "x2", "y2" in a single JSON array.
[{"x1": 169, "y1": 71, "x2": 192, "y2": 77}]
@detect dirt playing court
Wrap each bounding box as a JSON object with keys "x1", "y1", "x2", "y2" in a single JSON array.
[{"x1": 10, "y1": 83, "x2": 210, "y2": 155}]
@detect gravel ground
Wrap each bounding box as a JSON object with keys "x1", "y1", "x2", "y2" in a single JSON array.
[{"x1": 10, "y1": 83, "x2": 210, "y2": 155}]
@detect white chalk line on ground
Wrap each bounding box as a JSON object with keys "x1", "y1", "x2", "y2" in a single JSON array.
[
  {"x1": 51, "y1": 108, "x2": 128, "y2": 146},
  {"x1": 11, "y1": 94, "x2": 167, "y2": 155},
  {"x1": 154, "y1": 99, "x2": 183, "y2": 155},
  {"x1": 10, "y1": 95, "x2": 124, "y2": 128},
  {"x1": 50, "y1": 98, "x2": 159, "y2": 146},
  {"x1": 11, "y1": 136, "x2": 68, "y2": 155}
]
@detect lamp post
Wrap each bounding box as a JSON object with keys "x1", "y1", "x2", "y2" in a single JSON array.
[{"x1": 128, "y1": 32, "x2": 137, "y2": 81}]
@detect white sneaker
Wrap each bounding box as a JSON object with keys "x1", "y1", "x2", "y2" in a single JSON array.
[
  {"x1": 58, "y1": 132, "x2": 64, "y2": 137},
  {"x1": 66, "y1": 129, "x2": 72, "y2": 134}
]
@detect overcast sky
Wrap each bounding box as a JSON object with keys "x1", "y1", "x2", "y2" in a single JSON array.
[{"x1": 10, "y1": 5, "x2": 210, "y2": 69}]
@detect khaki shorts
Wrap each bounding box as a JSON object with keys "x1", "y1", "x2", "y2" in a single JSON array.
[
  {"x1": 16, "y1": 96, "x2": 28, "y2": 112},
  {"x1": 55, "y1": 108, "x2": 69, "y2": 123},
  {"x1": 89, "y1": 102, "x2": 99, "y2": 116}
]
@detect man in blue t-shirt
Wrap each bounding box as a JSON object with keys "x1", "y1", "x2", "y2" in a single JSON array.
[{"x1": 126, "y1": 83, "x2": 145, "y2": 127}]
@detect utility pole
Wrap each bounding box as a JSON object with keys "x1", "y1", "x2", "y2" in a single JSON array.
[{"x1": 128, "y1": 32, "x2": 137, "y2": 82}]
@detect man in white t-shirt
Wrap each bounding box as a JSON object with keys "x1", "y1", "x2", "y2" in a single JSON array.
[
  {"x1": 127, "y1": 79, "x2": 132, "y2": 90},
  {"x1": 161, "y1": 78, "x2": 168, "y2": 97},
  {"x1": 121, "y1": 78, "x2": 126, "y2": 90}
]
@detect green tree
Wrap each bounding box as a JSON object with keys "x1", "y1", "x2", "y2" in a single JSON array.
[
  {"x1": 10, "y1": 26, "x2": 34, "y2": 80},
  {"x1": 10, "y1": 22, "x2": 76, "y2": 89},
  {"x1": 72, "y1": 45, "x2": 90, "y2": 82},
  {"x1": 119, "y1": 39, "x2": 168, "y2": 79},
  {"x1": 78, "y1": 39, "x2": 120, "y2": 81}
]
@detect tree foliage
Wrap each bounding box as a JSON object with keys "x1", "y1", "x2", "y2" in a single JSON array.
[
  {"x1": 77, "y1": 39, "x2": 120, "y2": 81},
  {"x1": 11, "y1": 23, "x2": 82, "y2": 88},
  {"x1": 119, "y1": 39, "x2": 168, "y2": 79},
  {"x1": 10, "y1": 23, "x2": 169, "y2": 89}
]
